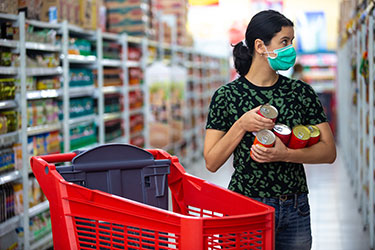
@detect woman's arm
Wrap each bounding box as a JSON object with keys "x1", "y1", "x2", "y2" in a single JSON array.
[
  {"x1": 250, "y1": 122, "x2": 336, "y2": 164},
  {"x1": 204, "y1": 106, "x2": 275, "y2": 172}
]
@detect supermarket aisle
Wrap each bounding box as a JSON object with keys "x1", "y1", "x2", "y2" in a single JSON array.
[{"x1": 185, "y1": 149, "x2": 371, "y2": 250}]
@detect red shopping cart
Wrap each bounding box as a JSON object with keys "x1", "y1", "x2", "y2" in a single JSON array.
[{"x1": 31, "y1": 145, "x2": 274, "y2": 250}]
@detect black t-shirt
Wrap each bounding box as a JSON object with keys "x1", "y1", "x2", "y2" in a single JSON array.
[{"x1": 206, "y1": 75, "x2": 327, "y2": 198}]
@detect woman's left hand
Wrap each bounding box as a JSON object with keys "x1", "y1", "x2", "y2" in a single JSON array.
[{"x1": 250, "y1": 136, "x2": 288, "y2": 163}]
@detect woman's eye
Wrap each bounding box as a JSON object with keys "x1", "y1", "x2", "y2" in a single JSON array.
[{"x1": 282, "y1": 40, "x2": 287, "y2": 45}]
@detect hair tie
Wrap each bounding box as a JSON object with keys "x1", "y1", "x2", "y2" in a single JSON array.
[{"x1": 242, "y1": 39, "x2": 248, "y2": 48}]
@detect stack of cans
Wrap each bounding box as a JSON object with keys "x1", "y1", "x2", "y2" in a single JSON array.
[{"x1": 252, "y1": 104, "x2": 321, "y2": 151}]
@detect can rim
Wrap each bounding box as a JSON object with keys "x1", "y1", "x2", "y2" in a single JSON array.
[
  {"x1": 256, "y1": 129, "x2": 276, "y2": 145},
  {"x1": 273, "y1": 123, "x2": 291, "y2": 135},
  {"x1": 307, "y1": 125, "x2": 320, "y2": 137},
  {"x1": 292, "y1": 125, "x2": 311, "y2": 140},
  {"x1": 260, "y1": 104, "x2": 278, "y2": 119}
]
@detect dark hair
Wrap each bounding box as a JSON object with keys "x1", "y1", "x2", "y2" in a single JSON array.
[{"x1": 233, "y1": 10, "x2": 294, "y2": 76}]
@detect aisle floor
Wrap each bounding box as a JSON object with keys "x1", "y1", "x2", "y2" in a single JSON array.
[{"x1": 185, "y1": 149, "x2": 371, "y2": 250}]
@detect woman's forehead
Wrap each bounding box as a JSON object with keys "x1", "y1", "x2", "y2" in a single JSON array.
[{"x1": 274, "y1": 26, "x2": 294, "y2": 39}]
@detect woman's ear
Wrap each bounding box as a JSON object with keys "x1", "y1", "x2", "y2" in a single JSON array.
[{"x1": 254, "y1": 39, "x2": 265, "y2": 55}]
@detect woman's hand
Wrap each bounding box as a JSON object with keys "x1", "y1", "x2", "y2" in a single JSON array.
[
  {"x1": 250, "y1": 136, "x2": 288, "y2": 163},
  {"x1": 239, "y1": 106, "x2": 275, "y2": 133}
]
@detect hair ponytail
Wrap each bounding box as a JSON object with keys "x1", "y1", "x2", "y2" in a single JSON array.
[
  {"x1": 232, "y1": 41, "x2": 252, "y2": 76},
  {"x1": 232, "y1": 10, "x2": 293, "y2": 76}
]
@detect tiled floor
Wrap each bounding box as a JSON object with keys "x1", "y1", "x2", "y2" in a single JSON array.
[{"x1": 184, "y1": 149, "x2": 371, "y2": 250}]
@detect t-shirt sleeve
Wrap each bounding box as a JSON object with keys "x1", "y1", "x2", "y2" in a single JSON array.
[
  {"x1": 206, "y1": 86, "x2": 230, "y2": 132},
  {"x1": 301, "y1": 83, "x2": 328, "y2": 125}
]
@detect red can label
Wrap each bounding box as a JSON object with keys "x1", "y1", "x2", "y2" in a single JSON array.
[
  {"x1": 251, "y1": 129, "x2": 275, "y2": 157},
  {"x1": 273, "y1": 124, "x2": 291, "y2": 145},
  {"x1": 288, "y1": 125, "x2": 311, "y2": 149},
  {"x1": 306, "y1": 125, "x2": 320, "y2": 147}
]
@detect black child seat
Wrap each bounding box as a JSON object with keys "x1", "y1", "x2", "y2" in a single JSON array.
[{"x1": 56, "y1": 144, "x2": 171, "y2": 210}]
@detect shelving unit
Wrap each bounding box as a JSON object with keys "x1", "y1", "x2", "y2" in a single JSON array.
[
  {"x1": 296, "y1": 52, "x2": 337, "y2": 135},
  {"x1": 337, "y1": 2, "x2": 375, "y2": 248},
  {"x1": 0, "y1": 12, "x2": 229, "y2": 249}
]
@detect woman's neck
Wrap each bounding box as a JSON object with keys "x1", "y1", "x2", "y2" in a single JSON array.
[{"x1": 245, "y1": 58, "x2": 279, "y2": 87}]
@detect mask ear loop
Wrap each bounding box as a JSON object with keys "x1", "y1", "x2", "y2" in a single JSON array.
[{"x1": 264, "y1": 45, "x2": 277, "y2": 59}]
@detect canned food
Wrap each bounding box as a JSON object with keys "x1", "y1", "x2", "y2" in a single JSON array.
[
  {"x1": 257, "y1": 103, "x2": 278, "y2": 122},
  {"x1": 288, "y1": 125, "x2": 311, "y2": 149},
  {"x1": 306, "y1": 125, "x2": 320, "y2": 147},
  {"x1": 273, "y1": 123, "x2": 291, "y2": 145},
  {"x1": 251, "y1": 129, "x2": 275, "y2": 157}
]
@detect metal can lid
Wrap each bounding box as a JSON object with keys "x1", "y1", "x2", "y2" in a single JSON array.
[
  {"x1": 306, "y1": 125, "x2": 320, "y2": 138},
  {"x1": 260, "y1": 104, "x2": 278, "y2": 119},
  {"x1": 292, "y1": 125, "x2": 311, "y2": 140},
  {"x1": 273, "y1": 123, "x2": 291, "y2": 135},
  {"x1": 256, "y1": 129, "x2": 276, "y2": 145}
]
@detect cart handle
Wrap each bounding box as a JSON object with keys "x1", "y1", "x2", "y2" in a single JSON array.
[{"x1": 37, "y1": 152, "x2": 77, "y2": 163}]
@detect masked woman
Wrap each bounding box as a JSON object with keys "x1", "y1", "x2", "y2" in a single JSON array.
[{"x1": 204, "y1": 10, "x2": 336, "y2": 250}]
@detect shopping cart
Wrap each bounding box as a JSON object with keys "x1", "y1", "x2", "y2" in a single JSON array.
[{"x1": 31, "y1": 144, "x2": 275, "y2": 250}]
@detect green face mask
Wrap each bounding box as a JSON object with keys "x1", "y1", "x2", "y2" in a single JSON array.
[{"x1": 265, "y1": 44, "x2": 296, "y2": 71}]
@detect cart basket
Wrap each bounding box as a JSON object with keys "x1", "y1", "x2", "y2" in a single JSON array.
[{"x1": 31, "y1": 145, "x2": 275, "y2": 250}]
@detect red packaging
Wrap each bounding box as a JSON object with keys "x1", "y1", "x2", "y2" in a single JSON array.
[
  {"x1": 273, "y1": 124, "x2": 291, "y2": 145},
  {"x1": 306, "y1": 125, "x2": 320, "y2": 147},
  {"x1": 288, "y1": 125, "x2": 311, "y2": 149},
  {"x1": 251, "y1": 129, "x2": 275, "y2": 157}
]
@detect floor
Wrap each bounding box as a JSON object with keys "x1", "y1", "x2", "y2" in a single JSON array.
[{"x1": 185, "y1": 149, "x2": 371, "y2": 250}]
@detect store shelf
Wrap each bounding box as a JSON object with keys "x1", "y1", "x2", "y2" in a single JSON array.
[
  {"x1": 129, "y1": 108, "x2": 143, "y2": 116},
  {"x1": 26, "y1": 19, "x2": 61, "y2": 29},
  {"x1": 67, "y1": 24, "x2": 95, "y2": 37},
  {"x1": 107, "y1": 136, "x2": 126, "y2": 144},
  {"x1": 27, "y1": 89, "x2": 60, "y2": 100},
  {"x1": 0, "y1": 131, "x2": 19, "y2": 146},
  {"x1": 25, "y1": 42, "x2": 61, "y2": 52},
  {"x1": 0, "y1": 215, "x2": 20, "y2": 237},
  {"x1": 0, "y1": 13, "x2": 18, "y2": 21},
  {"x1": 30, "y1": 232, "x2": 53, "y2": 250},
  {"x1": 104, "y1": 112, "x2": 122, "y2": 122},
  {"x1": 127, "y1": 60, "x2": 141, "y2": 67},
  {"x1": 102, "y1": 59, "x2": 122, "y2": 67},
  {"x1": 102, "y1": 86, "x2": 123, "y2": 94},
  {"x1": 29, "y1": 200, "x2": 49, "y2": 218},
  {"x1": 69, "y1": 86, "x2": 95, "y2": 98},
  {"x1": 26, "y1": 67, "x2": 63, "y2": 76},
  {"x1": 0, "y1": 170, "x2": 21, "y2": 186},
  {"x1": 69, "y1": 114, "x2": 96, "y2": 126},
  {"x1": 129, "y1": 85, "x2": 142, "y2": 91},
  {"x1": 0, "y1": 100, "x2": 17, "y2": 110},
  {"x1": 27, "y1": 123, "x2": 61, "y2": 136},
  {"x1": 102, "y1": 32, "x2": 119, "y2": 41},
  {"x1": 65, "y1": 54, "x2": 97, "y2": 64},
  {"x1": 0, "y1": 67, "x2": 18, "y2": 75},
  {"x1": 0, "y1": 39, "x2": 18, "y2": 48}
]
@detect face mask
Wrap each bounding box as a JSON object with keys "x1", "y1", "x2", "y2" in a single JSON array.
[{"x1": 264, "y1": 44, "x2": 296, "y2": 71}]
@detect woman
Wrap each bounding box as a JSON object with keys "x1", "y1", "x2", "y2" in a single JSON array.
[{"x1": 204, "y1": 10, "x2": 336, "y2": 250}]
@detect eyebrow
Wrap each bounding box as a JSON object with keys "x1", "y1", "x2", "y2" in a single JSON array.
[{"x1": 280, "y1": 36, "x2": 294, "y2": 40}]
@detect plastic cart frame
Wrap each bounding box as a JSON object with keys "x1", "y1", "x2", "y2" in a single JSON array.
[{"x1": 31, "y1": 148, "x2": 275, "y2": 250}]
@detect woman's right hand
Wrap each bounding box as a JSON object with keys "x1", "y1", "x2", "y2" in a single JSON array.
[{"x1": 238, "y1": 106, "x2": 275, "y2": 132}]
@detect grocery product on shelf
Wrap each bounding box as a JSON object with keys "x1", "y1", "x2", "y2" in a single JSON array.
[
  {"x1": 28, "y1": 131, "x2": 60, "y2": 156},
  {"x1": 105, "y1": 0, "x2": 151, "y2": 37},
  {"x1": 69, "y1": 68, "x2": 94, "y2": 87},
  {"x1": 94, "y1": 68, "x2": 122, "y2": 86},
  {"x1": 58, "y1": 97, "x2": 94, "y2": 120},
  {"x1": 68, "y1": 122, "x2": 97, "y2": 151},
  {"x1": 105, "y1": 119, "x2": 122, "y2": 142}
]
